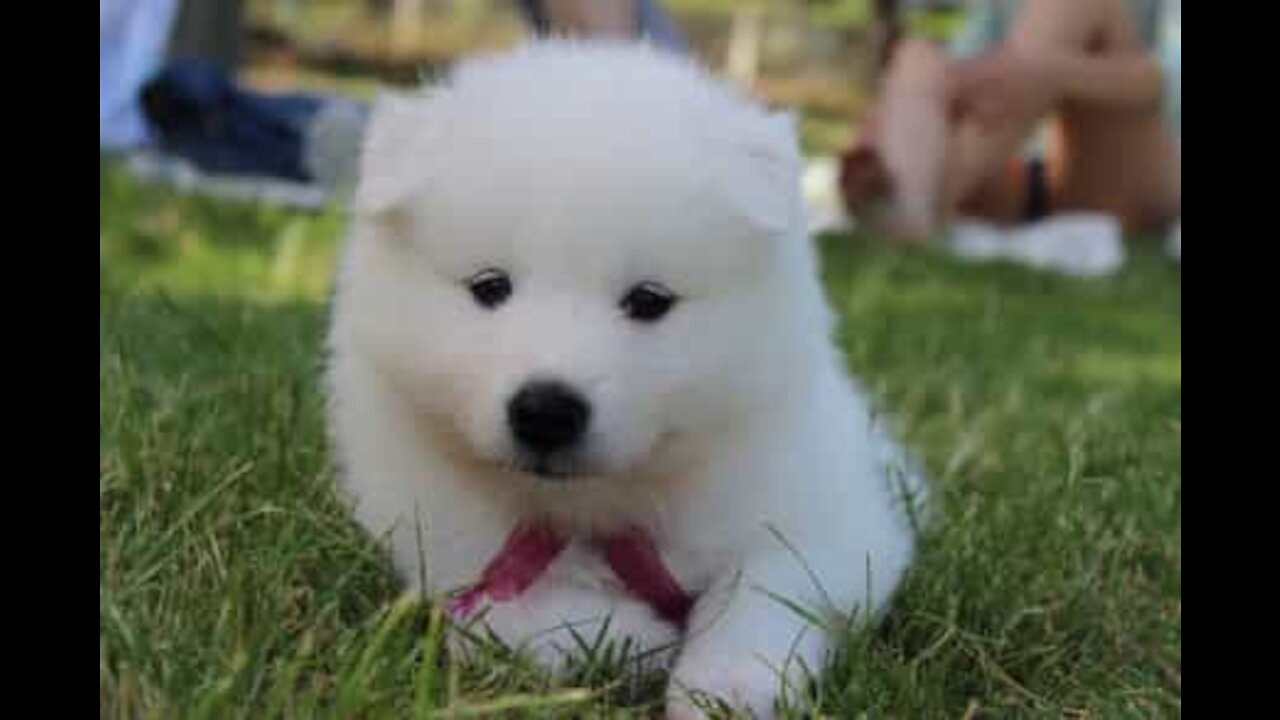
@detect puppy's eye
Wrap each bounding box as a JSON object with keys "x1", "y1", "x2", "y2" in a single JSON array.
[
  {"x1": 620, "y1": 282, "x2": 678, "y2": 322},
  {"x1": 467, "y1": 269, "x2": 512, "y2": 309}
]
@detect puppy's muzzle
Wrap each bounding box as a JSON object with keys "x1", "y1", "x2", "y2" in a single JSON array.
[{"x1": 507, "y1": 380, "x2": 591, "y2": 458}]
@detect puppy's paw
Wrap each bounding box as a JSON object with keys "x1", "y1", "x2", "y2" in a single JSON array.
[
  {"x1": 667, "y1": 657, "x2": 784, "y2": 720},
  {"x1": 451, "y1": 584, "x2": 682, "y2": 676}
]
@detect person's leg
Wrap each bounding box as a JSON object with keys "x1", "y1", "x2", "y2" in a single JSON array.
[
  {"x1": 844, "y1": 0, "x2": 1180, "y2": 240},
  {"x1": 872, "y1": 39, "x2": 953, "y2": 239},
  {"x1": 962, "y1": 0, "x2": 1177, "y2": 230},
  {"x1": 977, "y1": 0, "x2": 1181, "y2": 233},
  {"x1": 840, "y1": 36, "x2": 1036, "y2": 241}
]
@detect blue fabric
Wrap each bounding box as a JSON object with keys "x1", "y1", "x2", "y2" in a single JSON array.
[
  {"x1": 100, "y1": 0, "x2": 180, "y2": 148},
  {"x1": 140, "y1": 59, "x2": 323, "y2": 181}
]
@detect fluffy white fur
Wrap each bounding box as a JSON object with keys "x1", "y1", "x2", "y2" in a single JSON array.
[{"x1": 326, "y1": 40, "x2": 924, "y2": 719}]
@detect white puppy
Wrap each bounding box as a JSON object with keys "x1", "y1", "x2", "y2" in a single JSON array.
[{"x1": 326, "y1": 40, "x2": 923, "y2": 719}]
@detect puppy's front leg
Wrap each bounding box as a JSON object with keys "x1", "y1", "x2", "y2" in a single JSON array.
[
  {"x1": 666, "y1": 554, "x2": 842, "y2": 720},
  {"x1": 454, "y1": 579, "x2": 683, "y2": 675}
]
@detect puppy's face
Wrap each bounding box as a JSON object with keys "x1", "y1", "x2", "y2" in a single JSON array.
[{"x1": 343, "y1": 46, "x2": 812, "y2": 482}]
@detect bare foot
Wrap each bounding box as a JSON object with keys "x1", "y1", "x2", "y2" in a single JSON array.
[{"x1": 839, "y1": 144, "x2": 933, "y2": 245}]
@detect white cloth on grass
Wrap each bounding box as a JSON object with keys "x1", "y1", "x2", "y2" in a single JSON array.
[
  {"x1": 125, "y1": 150, "x2": 332, "y2": 211},
  {"x1": 802, "y1": 156, "x2": 855, "y2": 235},
  {"x1": 948, "y1": 213, "x2": 1126, "y2": 278}
]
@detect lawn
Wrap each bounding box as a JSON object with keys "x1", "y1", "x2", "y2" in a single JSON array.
[{"x1": 100, "y1": 160, "x2": 1180, "y2": 719}]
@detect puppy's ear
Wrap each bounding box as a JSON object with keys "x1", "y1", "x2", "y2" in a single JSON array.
[
  {"x1": 717, "y1": 107, "x2": 804, "y2": 240},
  {"x1": 353, "y1": 91, "x2": 442, "y2": 224}
]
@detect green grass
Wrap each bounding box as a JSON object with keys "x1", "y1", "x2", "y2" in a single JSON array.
[{"x1": 101, "y1": 160, "x2": 1180, "y2": 718}]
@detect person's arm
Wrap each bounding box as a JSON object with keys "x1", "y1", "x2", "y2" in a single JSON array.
[
  {"x1": 949, "y1": 44, "x2": 1164, "y2": 128},
  {"x1": 1047, "y1": 50, "x2": 1165, "y2": 111}
]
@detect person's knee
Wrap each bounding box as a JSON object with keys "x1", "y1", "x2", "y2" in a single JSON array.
[{"x1": 885, "y1": 38, "x2": 948, "y2": 92}]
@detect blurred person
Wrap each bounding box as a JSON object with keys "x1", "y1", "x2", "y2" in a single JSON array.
[
  {"x1": 105, "y1": 0, "x2": 690, "y2": 203},
  {"x1": 840, "y1": 0, "x2": 1180, "y2": 253}
]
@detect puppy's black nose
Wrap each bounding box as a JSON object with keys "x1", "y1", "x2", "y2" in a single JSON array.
[{"x1": 508, "y1": 381, "x2": 591, "y2": 453}]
